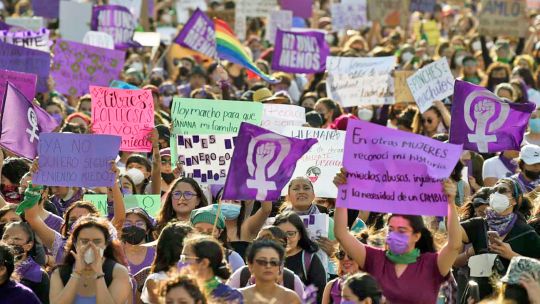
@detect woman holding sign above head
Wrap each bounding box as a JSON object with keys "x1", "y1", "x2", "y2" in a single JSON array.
[
  {"x1": 420, "y1": 101, "x2": 451, "y2": 138},
  {"x1": 125, "y1": 128, "x2": 162, "y2": 196},
  {"x1": 333, "y1": 169, "x2": 462, "y2": 304}
]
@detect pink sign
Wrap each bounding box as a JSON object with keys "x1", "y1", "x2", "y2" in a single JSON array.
[
  {"x1": 90, "y1": 86, "x2": 154, "y2": 152},
  {"x1": 336, "y1": 119, "x2": 462, "y2": 216},
  {"x1": 0, "y1": 69, "x2": 37, "y2": 105}
]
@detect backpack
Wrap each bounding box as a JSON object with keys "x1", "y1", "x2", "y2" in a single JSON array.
[
  {"x1": 59, "y1": 258, "x2": 116, "y2": 287},
  {"x1": 239, "y1": 266, "x2": 296, "y2": 291}
]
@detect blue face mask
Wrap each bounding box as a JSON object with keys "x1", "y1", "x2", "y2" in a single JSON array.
[
  {"x1": 530, "y1": 118, "x2": 540, "y2": 133},
  {"x1": 218, "y1": 203, "x2": 241, "y2": 220}
]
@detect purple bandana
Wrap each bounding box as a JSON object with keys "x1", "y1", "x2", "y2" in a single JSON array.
[
  {"x1": 16, "y1": 258, "x2": 42, "y2": 283},
  {"x1": 498, "y1": 154, "x2": 518, "y2": 175},
  {"x1": 486, "y1": 209, "x2": 517, "y2": 236}
]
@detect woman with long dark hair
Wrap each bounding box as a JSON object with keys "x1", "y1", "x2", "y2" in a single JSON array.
[{"x1": 0, "y1": 243, "x2": 40, "y2": 303}]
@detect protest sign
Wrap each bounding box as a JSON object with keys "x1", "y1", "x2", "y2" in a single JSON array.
[
  {"x1": 281, "y1": 0, "x2": 313, "y2": 19},
  {"x1": 0, "y1": 42, "x2": 50, "y2": 92},
  {"x1": 271, "y1": 29, "x2": 329, "y2": 74},
  {"x1": 170, "y1": 98, "x2": 263, "y2": 135},
  {"x1": 174, "y1": 8, "x2": 216, "y2": 59},
  {"x1": 407, "y1": 58, "x2": 455, "y2": 113},
  {"x1": 336, "y1": 119, "x2": 462, "y2": 216},
  {"x1": 326, "y1": 56, "x2": 395, "y2": 107},
  {"x1": 156, "y1": 26, "x2": 178, "y2": 45},
  {"x1": 409, "y1": 0, "x2": 436, "y2": 13},
  {"x1": 91, "y1": 5, "x2": 138, "y2": 49},
  {"x1": 281, "y1": 127, "x2": 345, "y2": 198},
  {"x1": 83, "y1": 194, "x2": 108, "y2": 216},
  {"x1": 59, "y1": 1, "x2": 93, "y2": 43},
  {"x1": 0, "y1": 69, "x2": 37, "y2": 104},
  {"x1": 110, "y1": 0, "x2": 143, "y2": 20},
  {"x1": 124, "y1": 195, "x2": 161, "y2": 217},
  {"x1": 528, "y1": 0, "x2": 540, "y2": 9},
  {"x1": 133, "y1": 32, "x2": 160, "y2": 47},
  {"x1": 32, "y1": 0, "x2": 60, "y2": 19},
  {"x1": 330, "y1": 1, "x2": 368, "y2": 31},
  {"x1": 394, "y1": 70, "x2": 415, "y2": 103},
  {"x1": 261, "y1": 104, "x2": 306, "y2": 134},
  {"x1": 5, "y1": 17, "x2": 45, "y2": 31},
  {"x1": 449, "y1": 80, "x2": 535, "y2": 153},
  {"x1": 0, "y1": 28, "x2": 50, "y2": 52},
  {"x1": 90, "y1": 86, "x2": 154, "y2": 152},
  {"x1": 176, "y1": 0, "x2": 207, "y2": 24},
  {"x1": 176, "y1": 134, "x2": 236, "y2": 185},
  {"x1": 265, "y1": 10, "x2": 292, "y2": 43},
  {"x1": 266, "y1": 213, "x2": 329, "y2": 239},
  {"x1": 51, "y1": 40, "x2": 125, "y2": 96},
  {"x1": 413, "y1": 20, "x2": 440, "y2": 46},
  {"x1": 367, "y1": 0, "x2": 409, "y2": 27},
  {"x1": 236, "y1": 0, "x2": 278, "y2": 18},
  {"x1": 0, "y1": 82, "x2": 58, "y2": 159},
  {"x1": 222, "y1": 122, "x2": 317, "y2": 201},
  {"x1": 33, "y1": 133, "x2": 121, "y2": 187},
  {"x1": 83, "y1": 31, "x2": 115, "y2": 49},
  {"x1": 478, "y1": 0, "x2": 527, "y2": 38}
]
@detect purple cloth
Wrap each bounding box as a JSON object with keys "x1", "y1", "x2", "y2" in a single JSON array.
[
  {"x1": 0, "y1": 280, "x2": 41, "y2": 304},
  {"x1": 499, "y1": 154, "x2": 518, "y2": 173},
  {"x1": 16, "y1": 257, "x2": 42, "y2": 283},
  {"x1": 91, "y1": 5, "x2": 140, "y2": 50},
  {"x1": 32, "y1": 0, "x2": 60, "y2": 19},
  {"x1": 50, "y1": 188, "x2": 83, "y2": 215},
  {"x1": 211, "y1": 283, "x2": 244, "y2": 303},
  {"x1": 450, "y1": 80, "x2": 535, "y2": 153},
  {"x1": 44, "y1": 212, "x2": 64, "y2": 233},
  {"x1": 0, "y1": 82, "x2": 58, "y2": 159},
  {"x1": 330, "y1": 278, "x2": 342, "y2": 304},
  {"x1": 128, "y1": 246, "x2": 156, "y2": 275},
  {"x1": 512, "y1": 172, "x2": 540, "y2": 193},
  {"x1": 363, "y1": 246, "x2": 446, "y2": 304},
  {"x1": 0, "y1": 42, "x2": 50, "y2": 92},
  {"x1": 281, "y1": 0, "x2": 312, "y2": 19},
  {"x1": 222, "y1": 122, "x2": 317, "y2": 201},
  {"x1": 486, "y1": 208, "x2": 518, "y2": 236},
  {"x1": 271, "y1": 29, "x2": 329, "y2": 74},
  {"x1": 174, "y1": 8, "x2": 216, "y2": 59},
  {"x1": 0, "y1": 69, "x2": 37, "y2": 108}
]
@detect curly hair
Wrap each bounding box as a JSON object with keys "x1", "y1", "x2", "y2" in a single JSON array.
[{"x1": 160, "y1": 275, "x2": 207, "y2": 304}]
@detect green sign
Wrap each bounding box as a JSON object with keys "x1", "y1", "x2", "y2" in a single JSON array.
[
  {"x1": 83, "y1": 194, "x2": 108, "y2": 216},
  {"x1": 124, "y1": 195, "x2": 161, "y2": 217}
]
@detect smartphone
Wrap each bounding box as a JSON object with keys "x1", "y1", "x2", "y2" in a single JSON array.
[{"x1": 487, "y1": 231, "x2": 500, "y2": 244}]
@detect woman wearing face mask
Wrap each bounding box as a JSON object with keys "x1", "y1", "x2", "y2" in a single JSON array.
[
  {"x1": 121, "y1": 208, "x2": 155, "y2": 275},
  {"x1": 355, "y1": 106, "x2": 375, "y2": 122},
  {"x1": 322, "y1": 246, "x2": 360, "y2": 304},
  {"x1": 340, "y1": 272, "x2": 383, "y2": 304},
  {"x1": 334, "y1": 169, "x2": 462, "y2": 303},
  {"x1": 510, "y1": 145, "x2": 540, "y2": 194},
  {"x1": 49, "y1": 216, "x2": 131, "y2": 304},
  {"x1": 126, "y1": 142, "x2": 161, "y2": 196},
  {"x1": 0, "y1": 243, "x2": 41, "y2": 303},
  {"x1": 315, "y1": 98, "x2": 345, "y2": 129},
  {"x1": 44, "y1": 99, "x2": 66, "y2": 126},
  {"x1": 2, "y1": 222, "x2": 49, "y2": 303},
  {"x1": 159, "y1": 148, "x2": 181, "y2": 195},
  {"x1": 1, "y1": 157, "x2": 30, "y2": 204},
  {"x1": 525, "y1": 109, "x2": 540, "y2": 145},
  {"x1": 482, "y1": 62, "x2": 511, "y2": 92},
  {"x1": 458, "y1": 56, "x2": 484, "y2": 85}
]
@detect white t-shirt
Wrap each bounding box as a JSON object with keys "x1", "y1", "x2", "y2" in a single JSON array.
[{"x1": 482, "y1": 156, "x2": 513, "y2": 180}]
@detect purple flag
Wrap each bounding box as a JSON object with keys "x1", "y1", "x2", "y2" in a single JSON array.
[
  {"x1": 0, "y1": 21, "x2": 11, "y2": 31},
  {"x1": 0, "y1": 42, "x2": 50, "y2": 92},
  {"x1": 91, "y1": 5, "x2": 140, "y2": 50},
  {"x1": 0, "y1": 69, "x2": 37, "y2": 108},
  {"x1": 51, "y1": 39, "x2": 125, "y2": 96},
  {"x1": 32, "y1": 0, "x2": 60, "y2": 19},
  {"x1": 449, "y1": 80, "x2": 535, "y2": 153},
  {"x1": 0, "y1": 82, "x2": 58, "y2": 159},
  {"x1": 174, "y1": 8, "x2": 217, "y2": 59},
  {"x1": 271, "y1": 29, "x2": 329, "y2": 74},
  {"x1": 281, "y1": 0, "x2": 313, "y2": 19},
  {"x1": 222, "y1": 122, "x2": 317, "y2": 201}
]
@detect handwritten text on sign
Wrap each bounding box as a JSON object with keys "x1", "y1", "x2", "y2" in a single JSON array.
[
  {"x1": 33, "y1": 133, "x2": 121, "y2": 187},
  {"x1": 407, "y1": 58, "x2": 454, "y2": 113},
  {"x1": 326, "y1": 56, "x2": 395, "y2": 107},
  {"x1": 479, "y1": 0, "x2": 527, "y2": 38},
  {"x1": 261, "y1": 104, "x2": 306, "y2": 134},
  {"x1": 91, "y1": 86, "x2": 154, "y2": 152},
  {"x1": 0, "y1": 28, "x2": 50, "y2": 52},
  {"x1": 177, "y1": 134, "x2": 235, "y2": 184},
  {"x1": 331, "y1": 1, "x2": 368, "y2": 31},
  {"x1": 171, "y1": 98, "x2": 262, "y2": 135},
  {"x1": 336, "y1": 119, "x2": 462, "y2": 216}
]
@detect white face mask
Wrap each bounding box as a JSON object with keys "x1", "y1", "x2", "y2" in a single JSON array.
[
  {"x1": 130, "y1": 62, "x2": 144, "y2": 72},
  {"x1": 126, "y1": 168, "x2": 145, "y2": 186},
  {"x1": 83, "y1": 247, "x2": 105, "y2": 264},
  {"x1": 401, "y1": 52, "x2": 414, "y2": 63},
  {"x1": 357, "y1": 108, "x2": 374, "y2": 121},
  {"x1": 472, "y1": 41, "x2": 482, "y2": 52},
  {"x1": 489, "y1": 192, "x2": 511, "y2": 213}
]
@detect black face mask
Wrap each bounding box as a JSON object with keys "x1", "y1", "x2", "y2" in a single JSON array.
[
  {"x1": 178, "y1": 67, "x2": 190, "y2": 77},
  {"x1": 491, "y1": 77, "x2": 509, "y2": 86},
  {"x1": 524, "y1": 169, "x2": 540, "y2": 181},
  {"x1": 121, "y1": 226, "x2": 146, "y2": 245},
  {"x1": 11, "y1": 244, "x2": 25, "y2": 259},
  {"x1": 161, "y1": 173, "x2": 176, "y2": 184}
]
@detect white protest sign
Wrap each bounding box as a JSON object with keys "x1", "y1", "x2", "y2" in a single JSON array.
[
  {"x1": 331, "y1": 0, "x2": 368, "y2": 31},
  {"x1": 266, "y1": 213, "x2": 329, "y2": 239},
  {"x1": 83, "y1": 31, "x2": 115, "y2": 49},
  {"x1": 0, "y1": 28, "x2": 50, "y2": 52},
  {"x1": 326, "y1": 56, "x2": 395, "y2": 107},
  {"x1": 281, "y1": 127, "x2": 345, "y2": 198},
  {"x1": 266, "y1": 10, "x2": 293, "y2": 43},
  {"x1": 176, "y1": 0, "x2": 207, "y2": 24},
  {"x1": 110, "y1": 0, "x2": 143, "y2": 20},
  {"x1": 236, "y1": 0, "x2": 278, "y2": 17},
  {"x1": 235, "y1": 12, "x2": 247, "y2": 41},
  {"x1": 133, "y1": 32, "x2": 161, "y2": 47},
  {"x1": 157, "y1": 26, "x2": 178, "y2": 45},
  {"x1": 261, "y1": 104, "x2": 306, "y2": 134},
  {"x1": 176, "y1": 134, "x2": 235, "y2": 185},
  {"x1": 407, "y1": 58, "x2": 455, "y2": 113},
  {"x1": 59, "y1": 1, "x2": 93, "y2": 43},
  {"x1": 5, "y1": 17, "x2": 44, "y2": 31}
]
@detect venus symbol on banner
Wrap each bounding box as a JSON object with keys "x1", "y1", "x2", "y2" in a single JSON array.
[
  {"x1": 246, "y1": 134, "x2": 290, "y2": 200},
  {"x1": 465, "y1": 91, "x2": 509, "y2": 153},
  {"x1": 26, "y1": 108, "x2": 39, "y2": 143}
]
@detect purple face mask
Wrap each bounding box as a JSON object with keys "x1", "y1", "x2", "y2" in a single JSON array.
[{"x1": 386, "y1": 231, "x2": 410, "y2": 255}]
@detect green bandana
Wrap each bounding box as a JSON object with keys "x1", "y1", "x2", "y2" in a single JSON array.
[
  {"x1": 16, "y1": 183, "x2": 44, "y2": 215},
  {"x1": 385, "y1": 248, "x2": 421, "y2": 264},
  {"x1": 205, "y1": 276, "x2": 220, "y2": 293}
]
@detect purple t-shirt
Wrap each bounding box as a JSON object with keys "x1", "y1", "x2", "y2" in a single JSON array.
[
  {"x1": 363, "y1": 246, "x2": 446, "y2": 304},
  {"x1": 128, "y1": 246, "x2": 156, "y2": 275},
  {"x1": 0, "y1": 280, "x2": 41, "y2": 304},
  {"x1": 44, "y1": 213, "x2": 64, "y2": 233}
]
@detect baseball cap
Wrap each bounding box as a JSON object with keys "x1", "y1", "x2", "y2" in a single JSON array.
[{"x1": 520, "y1": 144, "x2": 540, "y2": 165}]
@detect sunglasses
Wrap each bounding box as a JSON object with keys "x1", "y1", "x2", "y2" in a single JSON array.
[
  {"x1": 172, "y1": 191, "x2": 197, "y2": 200},
  {"x1": 335, "y1": 250, "x2": 350, "y2": 260},
  {"x1": 254, "y1": 259, "x2": 281, "y2": 267}
]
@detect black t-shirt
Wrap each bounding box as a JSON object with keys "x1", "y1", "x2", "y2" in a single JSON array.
[{"x1": 285, "y1": 250, "x2": 327, "y2": 304}]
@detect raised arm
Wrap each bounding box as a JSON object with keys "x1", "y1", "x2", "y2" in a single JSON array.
[
  {"x1": 241, "y1": 201, "x2": 272, "y2": 241},
  {"x1": 333, "y1": 168, "x2": 367, "y2": 269},
  {"x1": 150, "y1": 129, "x2": 162, "y2": 195},
  {"x1": 437, "y1": 180, "x2": 463, "y2": 276},
  {"x1": 110, "y1": 162, "x2": 125, "y2": 230},
  {"x1": 24, "y1": 196, "x2": 58, "y2": 250}
]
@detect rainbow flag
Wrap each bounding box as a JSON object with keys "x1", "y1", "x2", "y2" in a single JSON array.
[{"x1": 214, "y1": 18, "x2": 278, "y2": 84}]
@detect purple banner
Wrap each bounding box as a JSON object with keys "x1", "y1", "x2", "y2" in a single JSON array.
[
  {"x1": 450, "y1": 80, "x2": 535, "y2": 153},
  {"x1": 51, "y1": 39, "x2": 125, "y2": 96},
  {"x1": 222, "y1": 122, "x2": 317, "y2": 201},
  {"x1": 280, "y1": 0, "x2": 312, "y2": 19},
  {"x1": 0, "y1": 82, "x2": 58, "y2": 159},
  {"x1": 271, "y1": 29, "x2": 328, "y2": 74},
  {"x1": 33, "y1": 133, "x2": 121, "y2": 187},
  {"x1": 409, "y1": 0, "x2": 436, "y2": 13},
  {"x1": 0, "y1": 69, "x2": 37, "y2": 107},
  {"x1": 0, "y1": 42, "x2": 50, "y2": 92},
  {"x1": 174, "y1": 8, "x2": 216, "y2": 59},
  {"x1": 91, "y1": 5, "x2": 139, "y2": 50},
  {"x1": 336, "y1": 119, "x2": 462, "y2": 217},
  {"x1": 33, "y1": 0, "x2": 60, "y2": 19}
]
